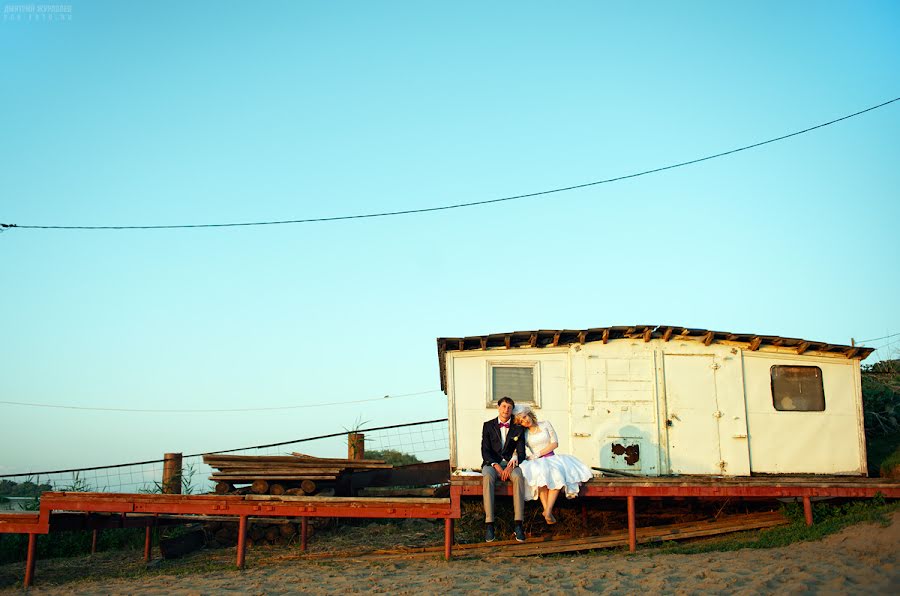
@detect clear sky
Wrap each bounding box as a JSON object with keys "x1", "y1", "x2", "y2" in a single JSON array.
[{"x1": 1, "y1": 1, "x2": 898, "y2": 475}]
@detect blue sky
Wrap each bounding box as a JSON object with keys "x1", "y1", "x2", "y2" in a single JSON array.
[{"x1": 1, "y1": 1, "x2": 898, "y2": 474}]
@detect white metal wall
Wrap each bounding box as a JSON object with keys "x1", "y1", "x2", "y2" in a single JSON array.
[
  {"x1": 742, "y1": 352, "x2": 866, "y2": 475},
  {"x1": 446, "y1": 340, "x2": 865, "y2": 476}
]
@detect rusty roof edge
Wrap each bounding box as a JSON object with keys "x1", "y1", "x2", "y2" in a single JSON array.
[{"x1": 436, "y1": 326, "x2": 875, "y2": 360}]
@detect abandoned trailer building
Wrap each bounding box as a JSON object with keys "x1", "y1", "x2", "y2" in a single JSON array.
[{"x1": 438, "y1": 325, "x2": 874, "y2": 477}]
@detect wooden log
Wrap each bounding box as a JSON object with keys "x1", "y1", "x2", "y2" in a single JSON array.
[
  {"x1": 214, "y1": 527, "x2": 235, "y2": 546},
  {"x1": 270, "y1": 483, "x2": 286, "y2": 496},
  {"x1": 348, "y1": 433, "x2": 365, "y2": 460},
  {"x1": 249, "y1": 525, "x2": 265, "y2": 541},
  {"x1": 159, "y1": 527, "x2": 205, "y2": 559},
  {"x1": 284, "y1": 488, "x2": 305, "y2": 496},
  {"x1": 301, "y1": 480, "x2": 317, "y2": 494},
  {"x1": 251, "y1": 480, "x2": 269, "y2": 494},
  {"x1": 162, "y1": 453, "x2": 183, "y2": 495},
  {"x1": 214, "y1": 481, "x2": 233, "y2": 495}
]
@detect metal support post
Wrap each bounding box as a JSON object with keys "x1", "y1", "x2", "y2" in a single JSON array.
[
  {"x1": 91, "y1": 529, "x2": 98, "y2": 554},
  {"x1": 237, "y1": 515, "x2": 248, "y2": 569},
  {"x1": 144, "y1": 526, "x2": 152, "y2": 562},
  {"x1": 444, "y1": 518, "x2": 453, "y2": 560},
  {"x1": 803, "y1": 496, "x2": 813, "y2": 526},
  {"x1": 627, "y1": 495, "x2": 636, "y2": 553},
  {"x1": 24, "y1": 533, "x2": 37, "y2": 588}
]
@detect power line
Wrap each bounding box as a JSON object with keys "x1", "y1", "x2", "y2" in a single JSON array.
[
  {"x1": 0, "y1": 389, "x2": 443, "y2": 413},
  {"x1": 0, "y1": 418, "x2": 449, "y2": 478},
  {"x1": 2, "y1": 96, "x2": 897, "y2": 231},
  {"x1": 858, "y1": 331, "x2": 900, "y2": 344}
]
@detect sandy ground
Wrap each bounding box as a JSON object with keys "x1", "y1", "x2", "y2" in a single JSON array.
[{"x1": 4, "y1": 513, "x2": 899, "y2": 595}]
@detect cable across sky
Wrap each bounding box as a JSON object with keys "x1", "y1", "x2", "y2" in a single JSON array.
[
  {"x1": 2, "y1": 96, "x2": 897, "y2": 231},
  {"x1": 0, "y1": 389, "x2": 443, "y2": 414}
]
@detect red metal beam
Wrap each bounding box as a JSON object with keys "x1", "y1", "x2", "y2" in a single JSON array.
[{"x1": 453, "y1": 482, "x2": 900, "y2": 499}]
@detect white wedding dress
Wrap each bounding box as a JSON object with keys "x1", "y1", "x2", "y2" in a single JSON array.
[{"x1": 519, "y1": 420, "x2": 593, "y2": 500}]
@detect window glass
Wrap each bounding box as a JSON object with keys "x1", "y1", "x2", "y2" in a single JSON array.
[
  {"x1": 491, "y1": 366, "x2": 535, "y2": 406},
  {"x1": 771, "y1": 365, "x2": 825, "y2": 411}
]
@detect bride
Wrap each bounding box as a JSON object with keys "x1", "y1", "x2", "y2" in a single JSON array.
[{"x1": 512, "y1": 404, "x2": 593, "y2": 524}]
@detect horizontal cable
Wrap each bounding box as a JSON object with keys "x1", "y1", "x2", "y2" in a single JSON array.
[
  {"x1": 0, "y1": 389, "x2": 442, "y2": 413},
  {"x1": 2, "y1": 96, "x2": 897, "y2": 231},
  {"x1": 0, "y1": 418, "x2": 449, "y2": 478}
]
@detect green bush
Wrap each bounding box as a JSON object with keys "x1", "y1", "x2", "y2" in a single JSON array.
[{"x1": 363, "y1": 449, "x2": 422, "y2": 466}]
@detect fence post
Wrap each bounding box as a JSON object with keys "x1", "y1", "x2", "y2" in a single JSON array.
[
  {"x1": 348, "y1": 433, "x2": 364, "y2": 460},
  {"x1": 162, "y1": 453, "x2": 183, "y2": 494}
]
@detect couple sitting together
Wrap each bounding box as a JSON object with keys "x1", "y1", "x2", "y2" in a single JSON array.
[{"x1": 481, "y1": 396, "x2": 592, "y2": 542}]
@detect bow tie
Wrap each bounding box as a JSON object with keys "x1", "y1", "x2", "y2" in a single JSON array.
[{"x1": 498, "y1": 422, "x2": 510, "y2": 428}]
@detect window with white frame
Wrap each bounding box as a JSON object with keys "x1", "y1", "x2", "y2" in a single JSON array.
[
  {"x1": 770, "y1": 365, "x2": 825, "y2": 411},
  {"x1": 488, "y1": 362, "x2": 539, "y2": 407}
]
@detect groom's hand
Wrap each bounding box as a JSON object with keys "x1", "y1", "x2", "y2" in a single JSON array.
[{"x1": 500, "y1": 460, "x2": 514, "y2": 481}]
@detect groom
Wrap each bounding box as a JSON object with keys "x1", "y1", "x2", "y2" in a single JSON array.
[{"x1": 481, "y1": 396, "x2": 527, "y2": 542}]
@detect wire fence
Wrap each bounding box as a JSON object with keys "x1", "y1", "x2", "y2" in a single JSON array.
[{"x1": 0, "y1": 419, "x2": 449, "y2": 506}]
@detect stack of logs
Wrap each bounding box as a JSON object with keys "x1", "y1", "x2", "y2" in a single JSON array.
[
  {"x1": 203, "y1": 453, "x2": 392, "y2": 496},
  {"x1": 204, "y1": 518, "x2": 329, "y2": 548}
]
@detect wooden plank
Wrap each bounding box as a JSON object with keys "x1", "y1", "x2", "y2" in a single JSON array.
[
  {"x1": 703, "y1": 331, "x2": 714, "y2": 346},
  {"x1": 749, "y1": 337, "x2": 762, "y2": 351},
  {"x1": 209, "y1": 476, "x2": 336, "y2": 482},
  {"x1": 206, "y1": 454, "x2": 388, "y2": 465},
  {"x1": 643, "y1": 328, "x2": 652, "y2": 342},
  {"x1": 602, "y1": 328, "x2": 609, "y2": 344},
  {"x1": 662, "y1": 327, "x2": 673, "y2": 342},
  {"x1": 244, "y1": 494, "x2": 451, "y2": 505}
]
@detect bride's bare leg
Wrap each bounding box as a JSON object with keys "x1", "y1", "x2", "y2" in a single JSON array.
[
  {"x1": 538, "y1": 486, "x2": 549, "y2": 511},
  {"x1": 545, "y1": 489, "x2": 561, "y2": 522}
]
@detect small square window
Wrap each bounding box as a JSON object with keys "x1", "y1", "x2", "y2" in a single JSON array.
[
  {"x1": 488, "y1": 363, "x2": 538, "y2": 407},
  {"x1": 770, "y1": 365, "x2": 825, "y2": 411}
]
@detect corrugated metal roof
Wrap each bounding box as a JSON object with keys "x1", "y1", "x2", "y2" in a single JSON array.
[{"x1": 435, "y1": 325, "x2": 874, "y2": 392}]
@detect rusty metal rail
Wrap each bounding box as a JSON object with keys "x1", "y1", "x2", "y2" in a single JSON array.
[
  {"x1": 451, "y1": 474, "x2": 900, "y2": 553},
  {"x1": 1, "y1": 491, "x2": 460, "y2": 588},
  {"x1": 3, "y1": 475, "x2": 899, "y2": 588}
]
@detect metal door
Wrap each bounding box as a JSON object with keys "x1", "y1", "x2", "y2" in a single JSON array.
[{"x1": 663, "y1": 354, "x2": 723, "y2": 474}]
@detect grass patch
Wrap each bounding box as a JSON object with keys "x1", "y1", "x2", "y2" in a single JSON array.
[{"x1": 640, "y1": 497, "x2": 899, "y2": 556}]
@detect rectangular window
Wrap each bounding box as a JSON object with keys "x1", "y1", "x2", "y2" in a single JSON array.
[
  {"x1": 488, "y1": 363, "x2": 538, "y2": 407},
  {"x1": 770, "y1": 365, "x2": 825, "y2": 411}
]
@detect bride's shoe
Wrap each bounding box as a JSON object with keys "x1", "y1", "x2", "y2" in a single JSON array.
[{"x1": 543, "y1": 511, "x2": 557, "y2": 525}]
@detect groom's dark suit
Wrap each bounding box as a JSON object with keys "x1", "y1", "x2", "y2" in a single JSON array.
[
  {"x1": 480, "y1": 417, "x2": 527, "y2": 524},
  {"x1": 481, "y1": 418, "x2": 527, "y2": 468}
]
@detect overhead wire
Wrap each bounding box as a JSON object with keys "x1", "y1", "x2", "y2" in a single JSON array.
[
  {"x1": 858, "y1": 331, "x2": 900, "y2": 344},
  {"x1": 0, "y1": 389, "x2": 443, "y2": 413},
  {"x1": 2, "y1": 96, "x2": 897, "y2": 231}
]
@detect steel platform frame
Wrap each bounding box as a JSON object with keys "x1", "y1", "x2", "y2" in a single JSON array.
[{"x1": 2, "y1": 476, "x2": 898, "y2": 588}]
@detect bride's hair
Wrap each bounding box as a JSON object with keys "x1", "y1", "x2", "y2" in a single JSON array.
[{"x1": 514, "y1": 410, "x2": 538, "y2": 427}]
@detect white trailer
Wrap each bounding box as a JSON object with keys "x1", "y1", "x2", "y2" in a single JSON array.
[{"x1": 438, "y1": 326, "x2": 873, "y2": 477}]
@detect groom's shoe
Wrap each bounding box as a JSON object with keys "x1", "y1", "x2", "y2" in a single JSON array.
[
  {"x1": 514, "y1": 523, "x2": 526, "y2": 543},
  {"x1": 485, "y1": 523, "x2": 495, "y2": 542}
]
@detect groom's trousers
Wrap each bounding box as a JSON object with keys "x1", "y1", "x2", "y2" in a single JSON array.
[{"x1": 481, "y1": 461, "x2": 525, "y2": 523}]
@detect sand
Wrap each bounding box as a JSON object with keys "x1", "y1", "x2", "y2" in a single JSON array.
[{"x1": 5, "y1": 513, "x2": 900, "y2": 595}]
